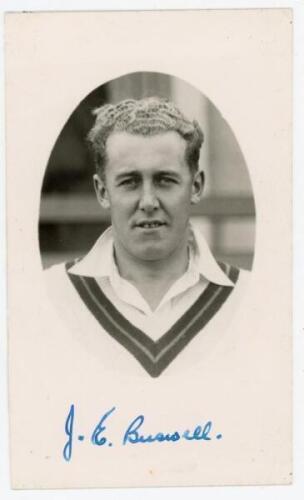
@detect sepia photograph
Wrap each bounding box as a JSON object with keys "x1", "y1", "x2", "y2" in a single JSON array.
[{"x1": 40, "y1": 72, "x2": 255, "y2": 377}]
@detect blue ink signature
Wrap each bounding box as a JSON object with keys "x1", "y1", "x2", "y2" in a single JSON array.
[
  {"x1": 63, "y1": 404, "x2": 222, "y2": 461},
  {"x1": 123, "y1": 415, "x2": 214, "y2": 445},
  {"x1": 91, "y1": 406, "x2": 116, "y2": 446},
  {"x1": 63, "y1": 403, "x2": 74, "y2": 461}
]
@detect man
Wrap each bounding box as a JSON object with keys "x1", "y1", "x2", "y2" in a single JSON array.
[{"x1": 46, "y1": 97, "x2": 249, "y2": 377}]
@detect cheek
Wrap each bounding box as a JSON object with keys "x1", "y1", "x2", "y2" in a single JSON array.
[
  {"x1": 169, "y1": 192, "x2": 192, "y2": 224},
  {"x1": 169, "y1": 189, "x2": 193, "y2": 210},
  {"x1": 108, "y1": 192, "x2": 135, "y2": 211}
]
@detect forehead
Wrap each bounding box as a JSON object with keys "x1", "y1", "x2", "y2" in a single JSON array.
[{"x1": 105, "y1": 131, "x2": 187, "y2": 169}]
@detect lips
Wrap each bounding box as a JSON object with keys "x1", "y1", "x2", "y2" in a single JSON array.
[{"x1": 135, "y1": 220, "x2": 166, "y2": 229}]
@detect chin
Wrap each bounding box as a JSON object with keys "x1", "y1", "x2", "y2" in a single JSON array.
[{"x1": 134, "y1": 246, "x2": 169, "y2": 262}]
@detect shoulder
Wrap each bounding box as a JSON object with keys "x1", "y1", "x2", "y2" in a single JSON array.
[
  {"x1": 235, "y1": 267, "x2": 251, "y2": 295},
  {"x1": 44, "y1": 261, "x2": 69, "y2": 279},
  {"x1": 223, "y1": 264, "x2": 252, "y2": 311},
  {"x1": 43, "y1": 259, "x2": 89, "y2": 317},
  {"x1": 217, "y1": 260, "x2": 251, "y2": 286},
  {"x1": 43, "y1": 259, "x2": 79, "y2": 290}
]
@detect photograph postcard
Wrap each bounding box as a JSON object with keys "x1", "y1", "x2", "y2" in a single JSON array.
[{"x1": 5, "y1": 8, "x2": 292, "y2": 489}]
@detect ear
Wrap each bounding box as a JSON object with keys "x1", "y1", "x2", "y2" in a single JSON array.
[
  {"x1": 191, "y1": 170, "x2": 204, "y2": 205},
  {"x1": 93, "y1": 173, "x2": 110, "y2": 209}
]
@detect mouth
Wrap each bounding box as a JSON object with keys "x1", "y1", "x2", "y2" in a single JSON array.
[{"x1": 135, "y1": 220, "x2": 166, "y2": 229}]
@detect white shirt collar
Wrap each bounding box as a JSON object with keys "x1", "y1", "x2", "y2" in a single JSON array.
[{"x1": 68, "y1": 220, "x2": 233, "y2": 288}]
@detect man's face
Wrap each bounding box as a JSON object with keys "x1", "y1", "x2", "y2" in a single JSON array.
[{"x1": 94, "y1": 131, "x2": 203, "y2": 262}]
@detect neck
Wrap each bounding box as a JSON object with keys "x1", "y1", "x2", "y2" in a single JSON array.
[{"x1": 113, "y1": 239, "x2": 189, "y2": 310}]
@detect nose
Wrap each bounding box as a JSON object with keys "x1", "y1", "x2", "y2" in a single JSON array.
[{"x1": 138, "y1": 183, "x2": 160, "y2": 212}]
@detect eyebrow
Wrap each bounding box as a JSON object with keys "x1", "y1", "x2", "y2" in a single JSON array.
[
  {"x1": 154, "y1": 170, "x2": 181, "y2": 178},
  {"x1": 115, "y1": 169, "x2": 181, "y2": 181},
  {"x1": 114, "y1": 171, "x2": 141, "y2": 183}
]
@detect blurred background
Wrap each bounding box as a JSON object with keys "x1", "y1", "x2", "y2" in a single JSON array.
[{"x1": 39, "y1": 72, "x2": 255, "y2": 270}]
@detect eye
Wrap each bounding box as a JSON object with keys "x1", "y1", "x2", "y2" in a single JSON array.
[
  {"x1": 118, "y1": 177, "x2": 140, "y2": 189},
  {"x1": 157, "y1": 176, "x2": 178, "y2": 186}
]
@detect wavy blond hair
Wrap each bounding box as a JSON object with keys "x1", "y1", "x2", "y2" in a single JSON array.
[{"x1": 87, "y1": 97, "x2": 204, "y2": 177}]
